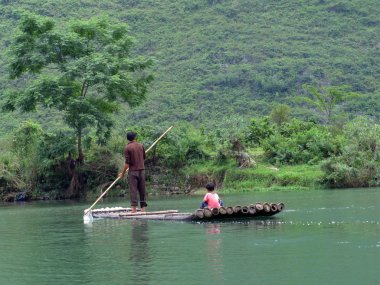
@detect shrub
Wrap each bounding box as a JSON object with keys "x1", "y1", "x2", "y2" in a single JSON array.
[
  {"x1": 245, "y1": 116, "x2": 274, "y2": 146},
  {"x1": 321, "y1": 117, "x2": 380, "y2": 188},
  {"x1": 262, "y1": 123, "x2": 342, "y2": 165}
]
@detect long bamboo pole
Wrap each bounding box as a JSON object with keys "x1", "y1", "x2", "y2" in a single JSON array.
[{"x1": 83, "y1": 126, "x2": 173, "y2": 217}]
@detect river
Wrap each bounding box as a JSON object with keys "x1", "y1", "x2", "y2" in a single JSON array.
[{"x1": 0, "y1": 188, "x2": 379, "y2": 285}]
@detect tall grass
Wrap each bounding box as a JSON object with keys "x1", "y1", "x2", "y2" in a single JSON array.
[{"x1": 185, "y1": 158, "x2": 324, "y2": 194}]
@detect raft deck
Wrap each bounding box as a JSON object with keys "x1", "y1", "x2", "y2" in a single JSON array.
[{"x1": 86, "y1": 202, "x2": 285, "y2": 222}]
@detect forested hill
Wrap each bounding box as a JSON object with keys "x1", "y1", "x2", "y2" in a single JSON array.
[{"x1": 0, "y1": 0, "x2": 379, "y2": 132}]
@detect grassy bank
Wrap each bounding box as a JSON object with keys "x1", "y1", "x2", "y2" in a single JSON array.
[
  {"x1": 185, "y1": 158, "x2": 324, "y2": 195},
  {"x1": 3, "y1": 116, "x2": 379, "y2": 201}
]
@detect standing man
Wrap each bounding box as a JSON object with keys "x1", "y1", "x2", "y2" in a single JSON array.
[{"x1": 119, "y1": 132, "x2": 147, "y2": 213}]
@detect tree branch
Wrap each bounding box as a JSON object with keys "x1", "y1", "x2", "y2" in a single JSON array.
[{"x1": 80, "y1": 81, "x2": 87, "y2": 97}]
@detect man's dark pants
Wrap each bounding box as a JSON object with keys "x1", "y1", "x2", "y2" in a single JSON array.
[{"x1": 128, "y1": 170, "x2": 147, "y2": 208}]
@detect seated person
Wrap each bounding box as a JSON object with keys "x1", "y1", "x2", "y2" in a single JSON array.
[{"x1": 200, "y1": 182, "x2": 224, "y2": 209}]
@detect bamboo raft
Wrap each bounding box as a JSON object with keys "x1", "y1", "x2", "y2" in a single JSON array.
[{"x1": 85, "y1": 202, "x2": 285, "y2": 222}]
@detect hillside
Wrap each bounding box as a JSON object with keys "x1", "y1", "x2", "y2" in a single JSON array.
[{"x1": 0, "y1": 0, "x2": 379, "y2": 134}]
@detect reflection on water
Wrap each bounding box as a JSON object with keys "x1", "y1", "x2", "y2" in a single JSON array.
[
  {"x1": 206, "y1": 223, "x2": 221, "y2": 235},
  {"x1": 129, "y1": 220, "x2": 152, "y2": 284},
  {"x1": 199, "y1": 218, "x2": 284, "y2": 229},
  {"x1": 205, "y1": 224, "x2": 225, "y2": 284},
  {"x1": 248, "y1": 218, "x2": 284, "y2": 230},
  {"x1": 201, "y1": 219, "x2": 284, "y2": 285}
]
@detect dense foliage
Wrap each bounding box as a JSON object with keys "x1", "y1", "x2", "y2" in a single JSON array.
[
  {"x1": 321, "y1": 117, "x2": 380, "y2": 188},
  {"x1": 0, "y1": 0, "x2": 379, "y2": 132},
  {"x1": 262, "y1": 120, "x2": 343, "y2": 165},
  {"x1": 3, "y1": 13, "x2": 153, "y2": 162},
  {"x1": 0, "y1": 1, "x2": 379, "y2": 200}
]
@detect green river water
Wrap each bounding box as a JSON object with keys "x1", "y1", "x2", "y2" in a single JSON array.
[{"x1": 0, "y1": 188, "x2": 379, "y2": 285}]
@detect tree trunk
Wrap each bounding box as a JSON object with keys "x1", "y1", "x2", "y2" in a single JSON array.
[
  {"x1": 63, "y1": 125, "x2": 85, "y2": 198},
  {"x1": 64, "y1": 172, "x2": 78, "y2": 198},
  {"x1": 77, "y1": 128, "x2": 84, "y2": 164}
]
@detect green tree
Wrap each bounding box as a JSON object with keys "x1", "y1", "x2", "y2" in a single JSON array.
[
  {"x1": 299, "y1": 85, "x2": 357, "y2": 124},
  {"x1": 11, "y1": 120, "x2": 44, "y2": 191},
  {"x1": 262, "y1": 122, "x2": 342, "y2": 165},
  {"x1": 3, "y1": 12, "x2": 153, "y2": 163},
  {"x1": 321, "y1": 117, "x2": 380, "y2": 187},
  {"x1": 270, "y1": 104, "x2": 291, "y2": 127},
  {"x1": 245, "y1": 117, "x2": 274, "y2": 146}
]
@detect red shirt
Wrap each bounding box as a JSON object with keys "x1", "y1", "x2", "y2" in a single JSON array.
[
  {"x1": 203, "y1": 192, "x2": 221, "y2": 208},
  {"x1": 124, "y1": 141, "x2": 146, "y2": 171}
]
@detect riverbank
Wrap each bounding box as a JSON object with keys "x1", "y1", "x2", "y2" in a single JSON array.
[
  {"x1": 2, "y1": 115, "x2": 380, "y2": 202},
  {"x1": 1, "y1": 160, "x2": 324, "y2": 202},
  {"x1": 185, "y1": 160, "x2": 325, "y2": 194},
  {"x1": 113, "y1": 157, "x2": 325, "y2": 199}
]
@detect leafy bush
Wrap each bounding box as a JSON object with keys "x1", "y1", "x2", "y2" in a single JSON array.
[
  {"x1": 157, "y1": 123, "x2": 210, "y2": 167},
  {"x1": 245, "y1": 116, "x2": 274, "y2": 146},
  {"x1": 321, "y1": 117, "x2": 380, "y2": 187},
  {"x1": 123, "y1": 123, "x2": 210, "y2": 168},
  {"x1": 270, "y1": 104, "x2": 291, "y2": 127},
  {"x1": 262, "y1": 120, "x2": 343, "y2": 165},
  {"x1": 277, "y1": 118, "x2": 317, "y2": 138}
]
